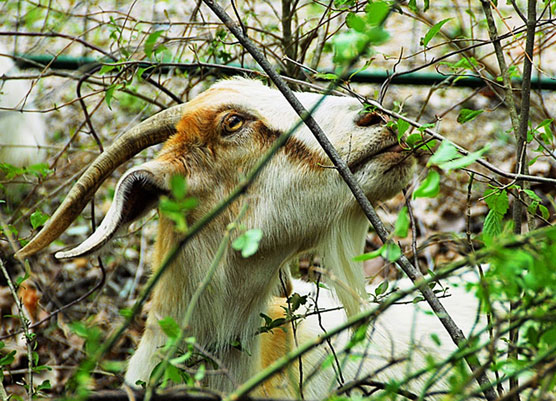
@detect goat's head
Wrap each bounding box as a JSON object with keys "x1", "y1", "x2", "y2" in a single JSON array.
[{"x1": 16, "y1": 78, "x2": 414, "y2": 315}]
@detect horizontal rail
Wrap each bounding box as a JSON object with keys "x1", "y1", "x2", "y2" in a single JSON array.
[{"x1": 11, "y1": 54, "x2": 556, "y2": 90}]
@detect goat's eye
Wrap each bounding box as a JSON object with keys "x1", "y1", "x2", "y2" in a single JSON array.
[{"x1": 222, "y1": 114, "x2": 244, "y2": 134}]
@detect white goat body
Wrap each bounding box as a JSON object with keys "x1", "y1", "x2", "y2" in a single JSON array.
[
  {"x1": 0, "y1": 44, "x2": 46, "y2": 167},
  {"x1": 17, "y1": 79, "x2": 487, "y2": 398}
]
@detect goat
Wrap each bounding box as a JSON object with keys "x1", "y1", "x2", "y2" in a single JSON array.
[
  {"x1": 16, "y1": 78, "x2": 483, "y2": 398},
  {"x1": 0, "y1": 44, "x2": 46, "y2": 167}
]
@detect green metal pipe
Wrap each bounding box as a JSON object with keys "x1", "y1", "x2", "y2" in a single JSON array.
[{"x1": 13, "y1": 54, "x2": 556, "y2": 91}]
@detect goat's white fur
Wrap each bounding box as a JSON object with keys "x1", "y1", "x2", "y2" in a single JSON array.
[
  {"x1": 59, "y1": 79, "x2": 484, "y2": 398},
  {"x1": 0, "y1": 44, "x2": 46, "y2": 167}
]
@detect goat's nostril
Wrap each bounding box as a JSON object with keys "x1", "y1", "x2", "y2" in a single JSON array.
[{"x1": 356, "y1": 111, "x2": 385, "y2": 127}]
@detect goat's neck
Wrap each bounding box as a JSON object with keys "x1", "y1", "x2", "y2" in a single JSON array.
[{"x1": 140, "y1": 215, "x2": 291, "y2": 389}]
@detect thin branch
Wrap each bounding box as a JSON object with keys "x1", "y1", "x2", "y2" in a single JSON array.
[{"x1": 0, "y1": 258, "x2": 33, "y2": 400}]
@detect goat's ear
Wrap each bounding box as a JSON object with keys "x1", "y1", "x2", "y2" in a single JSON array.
[{"x1": 55, "y1": 169, "x2": 167, "y2": 259}]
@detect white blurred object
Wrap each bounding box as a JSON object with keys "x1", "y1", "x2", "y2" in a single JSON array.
[{"x1": 0, "y1": 44, "x2": 46, "y2": 167}]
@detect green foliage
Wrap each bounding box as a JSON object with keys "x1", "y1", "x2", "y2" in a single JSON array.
[
  {"x1": 421, "y1": 18, "x2": 451, "y2": 47},
  {"x1": 30, "y1": 210, "x2": 49, "y2": 229},
  {"x1": 393, "y1": 206, "x2": 410, "y2": 238},
  {"x1": 0, "y1": 163, "x2": 52, "y2": 180},
  {"x1": 159, "y1": 175, "x2": 198, "y2": 232},
  {"x1": 259, "y1": 313, "x2": 287, "y2": 334},
  {"x1": 334, "y1": 0, "x2": 356, "y2": 8},
  {"x1": 524, "y1": 189, "x2": 550, "y2": 220},
  {"x1": 153, "y1": 316, "x2": 206, "y2": 388},
  {"x1": 144, "y1": 31, "x2": 164, "y2": 58},
  {"x1": 427, "y1": 140, "x2": 489, "y2": 171},
  {"x1": 482, "y1": 188, "x2": 509, "y2": 239},
  {"x1": 207, "y1": 29, "x2": 232, "y2": 63},
  {"x1": 427, "y1": 141, "x2": 459, "y2": 166},
  {"x1": 232, "y1": 228, "x2": 263, "y2": 258},
  {"x1": 354, "y1": 241, "x2": 401, "y2": 262},
  {"x1": 333, "y1": 2, "x2": 390, "y2": 65},
  {"x1": 395, "y1": 118, "x2": 410, "y2": 140},
  {"x1": 413, "y1": 169, "x2": 440, "y2": 198},
  {"x1": 374, "y1": 280, "x2": 389, "y2": 296},
  {"x1": 69, "y1": 321, "x2": 102, "y2": 357},
  {"x1": 457, "y1": 108, "x2": 484, "y2": 124},
  {"x1": 158, "y1": 316, "x2": 181, "y2": 344}
]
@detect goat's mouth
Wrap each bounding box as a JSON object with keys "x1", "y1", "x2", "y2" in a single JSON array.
[{"x1": 348, "y1": 141, "x2": 409, "y2": 173}]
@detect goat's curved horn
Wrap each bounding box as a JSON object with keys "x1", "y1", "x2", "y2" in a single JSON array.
[{"x1": 15, "y1": 104, "x2": 189, "y2": 260}]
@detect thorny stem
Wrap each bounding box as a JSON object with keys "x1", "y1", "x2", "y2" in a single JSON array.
[{"x1": 202, "y1": 1, "x2": 496, "y2": 400}]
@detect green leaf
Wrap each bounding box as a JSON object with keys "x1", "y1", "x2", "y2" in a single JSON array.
[
  {"x1": 333, "y1": 31, "x2": 369, "y2": 64},
  {"x1": 68, "y1": 321, "x2": 90, "y2": 338},
  {"x1": 119, "y1": 308, "x2": 133, "y2": 319},
  {"x1": 101, "y1": 360, "x2": 125, "y2": 373},
  {"x1": 427, "y1": 141, "x2": 458, "y2": 166},
  {"x1": 406, "y1": 133, "x2": 424, "y2": 147},
  {"x1": 382, "y1": 242, "x2": 401, "y2": 262},
  {"x1": 438, "y1": 145, "x2": 489, "y2": 171},
  {"x1": 314, "y1": 72, "x2": 338, "y2": 81},
  {"x1": 413, "y1": 170, "x2": 440, "y2": 199},
  {"x1": 353, "y1": 246, "x2": 383, "y2": 261},
  {"x1": 30, "y1": 210, "x2": 49, "y2": 229},
  {"x1": 194, "y1": 364, "x2": 206, "y2": 382},
  {"x1": 528, "y1": 201, "x2": 539, "y2": 216},
  {"x1": 484, "y1": 189, "x2": 509, "y2": 215},
  {"x1": 366, "y1": 26, "x2": 390, "y2": 45},
  {"x1": 15, "y1": 272, "x2": 30, "y2": 288},
  {"x1": 27, "y1": 163, "x2": 52, "y2": 178},
  {"x1": 170, "y1": 175, "x2": 187, "y2": 200},
  {"x1": 365, "y1": 1, "x2": 390, "y2": 26},
  {"x1": 394, "y1": 206, "x2": 410, "y2": 238},
  {"x1": 334, "y1": 0, "x2": 355, "y2": 8},
  {"x1": 232, "y1": 229, "x2": 263, "y2": 258},
  {"x1": 0, "y1": 163, "x2": 25, "y2": 179},
  {"x1": 346, "y1": 13, "x2": 366, "y2": 32},
  {"x1": 483, "y1": 210, "x2": 502, "y2": 238},
  {"x1": 430, "y1": 333, "x2": 442, "y2": 346},
  {"x1": 105, "y1": 84, "x2": 117, "y2": 109},
  {"x1": 375, "y1": 280, "x2": 389, "y2": 296},
  {"x1": 539, "y1": 204, "x2": 550, "y2": 220},
  {"x1": 145, "y1": 30, "x2": 164, "y2": 58},
  {"x1": 396, "y1": 118, "x2": 410, "y2": 140},
  {"x1": 36, "y1": 379, "x2": 51, "y2": 392},
  {"x1": 523, "y1": 189, "x2": 542, "y2": 203},
  {"x1": 0, "y1": 350, "x2": 16, "y2": 366},
  {"x1": 457, "y1": 108, "x2": 484, "y2": 124},
  {"x1": 421, "y1": 19, "x2": 451, "y2": 47},
  {"x1": 99, "y1": 64, "x2": 116, "y2": 75},
  {"x1": 170, "y1": 351, "x2": 192, "y2": 366},
  {"x1": 158, "y1": 316, "x2": 180, "y2": 340},
  {"x1": 289, "y1": 293, "x2": 307, "y2": 312}
]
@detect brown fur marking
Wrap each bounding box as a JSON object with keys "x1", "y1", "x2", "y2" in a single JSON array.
[{"x1": 257, "y1": 123, "x2": 327, "y2": 169}]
